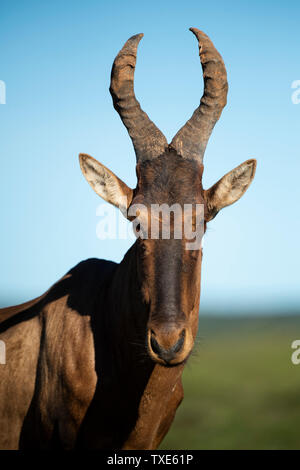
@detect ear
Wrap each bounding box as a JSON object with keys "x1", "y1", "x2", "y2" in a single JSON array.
[
  {"x1": 79, "y1": 154, "x2": 133, "y2": 214},
  {"x1": 204, "y1": 159, "x2": 257, "y2": 221}
]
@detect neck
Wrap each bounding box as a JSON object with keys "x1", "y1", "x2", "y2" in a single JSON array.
[
  {"x1": 104, "y1": 242, "x2": 152, "y2": 371},
  {"x1": 85, "y1": 242, "x2": 187, "y2": 449}
]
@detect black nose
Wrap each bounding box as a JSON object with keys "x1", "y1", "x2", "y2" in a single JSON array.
[{"x1": 150, "y1": 329, "x2": 185, "y2": 363}]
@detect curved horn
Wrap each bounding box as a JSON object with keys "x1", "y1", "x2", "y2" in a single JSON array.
[
  {"x1": 110, "y1": 34, "x2": 168, "y2": 162},
  {"x1": 170, "y1": 28, "x2": 228, "y2": 162}
]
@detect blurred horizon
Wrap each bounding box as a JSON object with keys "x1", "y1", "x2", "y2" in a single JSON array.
[{"x1": 0, "y1": 0, "x2": 299, "y2": 314}]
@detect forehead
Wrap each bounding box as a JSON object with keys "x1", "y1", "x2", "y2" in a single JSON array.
[
  {"x1": 136, "y1": 152, "x2": 204, "y2": 205},
  {"x1": 132, "y1": 152, "x2": 206, "y2": 246}
]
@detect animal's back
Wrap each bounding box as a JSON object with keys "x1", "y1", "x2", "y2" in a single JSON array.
[{"x1": 0, "y1": 258, "x2": 117, "y2": 449}]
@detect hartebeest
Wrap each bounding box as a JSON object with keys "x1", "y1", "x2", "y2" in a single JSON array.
[{"x1": 0, "y1": 28, "x2": 256, "y2": 449}]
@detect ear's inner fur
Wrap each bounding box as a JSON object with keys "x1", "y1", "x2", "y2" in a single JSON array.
[
  {"x1": 204, "y1": 159, "x2": 257, "y2": 221},
  {"x1": 79, "y1": 153, "x2": 133, "y2": 213}
]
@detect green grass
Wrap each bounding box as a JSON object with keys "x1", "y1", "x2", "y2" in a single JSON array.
[{"x1": 160, "y1": 315, "x2": 300, "y2": 450}]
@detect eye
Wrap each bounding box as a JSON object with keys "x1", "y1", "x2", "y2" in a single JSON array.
[
  {"x1": 133, "y1": 221, "x2": 144, "y2": 239},
  {"x1": 139, "y1": 242, "x2": 150, "y2": 258}
]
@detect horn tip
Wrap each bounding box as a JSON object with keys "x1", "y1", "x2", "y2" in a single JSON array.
[
  {"x1": 79, "y1": 153, "x2": 92, "y2": 163},
  {"x1": 122, "y1": 33, "x2": 144, "y2": 51},
  {"x1": 78, "y1": 153, "x2": 86, "y2": 171},
  {"x1": 189, "y1": 27, "x2": 206, "y2": 38},
  {"x1": 129, "y1": 33, "x2": 144, "y2": 42}
]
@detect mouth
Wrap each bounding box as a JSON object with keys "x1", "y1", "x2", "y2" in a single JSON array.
[
  {"x1": 145, "y1": 325, "x2": 194, "y2": 367},
  {"x1": 147, "y1": 350, "x2": 190, "y2": 368},
  {"x1": 146, "y1": 338, "x2": 191, "y2": 368},
  {"x1": 158, "y1": 357, "x2": 188, "y2": 368}
]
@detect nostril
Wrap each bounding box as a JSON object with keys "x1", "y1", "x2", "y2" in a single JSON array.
[
  {"x1": 149, "y1": 328, "x2": 186, "y2": 362},
  {"x1": 150, "y1": 333, "x2": 161, "y2": 356},
  {"x1": 173, "y1": 329, "x2": 185, "y2": 354}
]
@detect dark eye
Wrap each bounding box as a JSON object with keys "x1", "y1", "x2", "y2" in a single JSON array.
[{"x1": 140, "y1": 242, "x2": 150, "y2": 258}]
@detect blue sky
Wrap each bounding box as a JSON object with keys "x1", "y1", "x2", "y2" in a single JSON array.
[{"x1": 0, "y1": 0, "x2": 299, "y2": 313}]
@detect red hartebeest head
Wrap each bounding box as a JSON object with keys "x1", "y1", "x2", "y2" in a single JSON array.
[{"x1": 79, "y1": 29, "x2": 256, "y2": 367}]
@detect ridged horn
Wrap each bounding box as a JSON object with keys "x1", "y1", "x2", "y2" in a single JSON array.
[
  {"x1": 170, "y1": 28, "x2": 228, "y2": 162},
  {"x1": 110, "y1": 34, "x2": 168, "y2": 162}
]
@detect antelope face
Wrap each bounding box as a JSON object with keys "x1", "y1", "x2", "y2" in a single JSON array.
[
  {"x1": 79, "y1": 28, "x2": 257, "y2": 367},
  {"x1": 130, "y1": 152, "x2": 205, "y2": 366}
]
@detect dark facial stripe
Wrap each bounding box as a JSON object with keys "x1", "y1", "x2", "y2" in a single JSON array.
[{"x1": 152, "y1": 240, "x2": 184, "y2": 323}]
